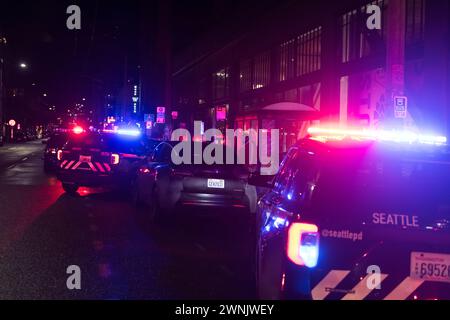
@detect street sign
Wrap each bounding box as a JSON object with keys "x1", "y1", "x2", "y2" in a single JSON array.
[
  {"x1": 216, "y1": 105, "x2": 227, "y2": 121},
  {"x1": 156, "y1": 107, "x2": 166, "y2": 124},
  {"x1": 8, "y1": 119, "x2": 16, "y2": 127},
  {"x1": 156, "y1": 107, "x2": 165, "y2": 114},
  {"x1": 394, "y1": 96, "x2": 408, "y2": 119}
]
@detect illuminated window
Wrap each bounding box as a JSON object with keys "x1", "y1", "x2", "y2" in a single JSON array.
[
  {"x1": 253, "y1": 51, "x2": 271, "y2": 90},
  {"x1": 212, "y1": 67, "x2": 230, "y2": 101},
  {"x1": 297, "y1": 27, "x2": 322, "y2": 76},
  {"x1": 239, "y1": 59, "x2": 252, "y2": 93},
  {"x1": 279, "y1": 38, "x2": 296, "y2": 81},
  {"x1": 341, "y1": 9, "x2": 358, "y2": 63},
  {"x1": 341, "y1": 0, "x2": 387, "y2": 63}
]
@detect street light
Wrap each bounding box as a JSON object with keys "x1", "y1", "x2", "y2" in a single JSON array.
[{"x1": 19, "y1": 62, "x2": 27, "y2": 69}]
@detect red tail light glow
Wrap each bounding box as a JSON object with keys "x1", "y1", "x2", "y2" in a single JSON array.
[
  {"x1": 72, "y1": 126, "x2": 84, "y2": 135},
  {"x1": 287, "y1": 223, "x2": 319, "y2": 268}
]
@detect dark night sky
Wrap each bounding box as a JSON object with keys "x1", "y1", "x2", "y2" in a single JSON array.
[{"x1": 0, "y1": 0, "x2": 288, "y2": 119}]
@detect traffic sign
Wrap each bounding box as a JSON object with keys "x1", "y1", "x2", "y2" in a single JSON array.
[
  {"x1": 156, "y1": 107, "x2": 166, "y2": 114},
  {"x1": 394, "y1": 96, "x2": 408, "y2": 119},
  {"x1": 8, "y1": 119, "x2": 16, "y2": 127}
]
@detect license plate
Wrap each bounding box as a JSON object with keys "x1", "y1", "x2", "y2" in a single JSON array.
[
  {"x1": 207, "y1": 179, "x2": 225, "y2": 189},
  {"x1": 79, "y1": 155, "x2": 92, "y2": 163},
  {"x1": 410, "y1": 252, "x2": 450, "y2": 283}
]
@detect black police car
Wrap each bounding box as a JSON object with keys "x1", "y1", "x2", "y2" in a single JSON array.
[
  {"x1": 43, "y1": 132, "x2": 69, "y2": 172},
  {"x1": 57, "y1": 128, "x2": 149, "y2": 194},
  {"x1": 254, "y1": 127, "x2": 450, "y2": 300}
]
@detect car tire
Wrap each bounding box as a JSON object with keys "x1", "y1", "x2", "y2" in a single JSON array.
[{"x1": 62, "y1": 183, "x2": 78, "y2": 195}]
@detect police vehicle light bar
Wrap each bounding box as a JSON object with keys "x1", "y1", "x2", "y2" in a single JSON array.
[
  {"x1": 103, "y1": 128, "x2": 141, "y2": 137},
  {"x1": 307, "y1": 127, "x2": 447, "y2": 146}
]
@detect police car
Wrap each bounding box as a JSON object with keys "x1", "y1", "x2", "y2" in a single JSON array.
[
  {"x1": 255, "y1": 126, "x2": 450, "y2": 300},
  {"x1": 43, "y1": 131, "x2": 69, "y2": 172},
  {"x1": 57, "y1": 126, "x2": 149, "y2": 194}
]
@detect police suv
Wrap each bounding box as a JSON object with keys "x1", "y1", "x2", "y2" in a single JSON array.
[
  {"x1": 255, "y1": 127, "x2": 450, "y2": 300},
  {"x1": 57, "y1": 126, "x2": 148, "y2": 194}
]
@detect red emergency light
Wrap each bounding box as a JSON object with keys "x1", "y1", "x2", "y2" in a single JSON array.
[
  {"x1": 307, "y1": 126, "x2": 447, "y2": 146},
  {"x1": 72, "y1": 126, "x2": 84, "y2": 135}
]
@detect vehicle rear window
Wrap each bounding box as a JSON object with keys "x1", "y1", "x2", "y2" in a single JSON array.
[{"x1": 47, "y1": 134, "x2": 68, "y2": 147}]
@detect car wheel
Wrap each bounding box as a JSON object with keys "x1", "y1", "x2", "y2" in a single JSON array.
[{"x1": 62, "y1": 183, "x2": 78, "y2": 195}]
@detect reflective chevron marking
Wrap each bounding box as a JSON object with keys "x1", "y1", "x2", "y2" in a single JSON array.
[
  {"x1": 341, "y1": 273, "x2": 388, "y2": 300},
  {"x1": 313, "y1": 270, "x2": 427, "y2": 300},
  {"x1": 312, "y1": 270, "x2": 350, "y2": 300},
  {"x1": 384, "y1": 277, "x2": 425, "y2": 300}
]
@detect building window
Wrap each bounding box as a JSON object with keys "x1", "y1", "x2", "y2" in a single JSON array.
[
  {"x1": 341, "y1": 0, "x2": 387, "y2": 63},
  {"x1": 279, "y1": 38, "x2": 296, "y2": 81},
  {"x1": 212, "y1": 67, "x2": 230, "y2": 101},
  {"x1": 253, "y1": 51, "x2": 271, "y2": 89},
  {"x1": 297, "y1": 27, "x2": 322, "y2": 76},
  {"x1": 406, "y1": 0, "x2": 425, "y2": 44},
  {"x1": 239, "y1": 59, "x2": 252, "y2": 93},
  {"x1": 341, "y1": 9, "x2": 358, "y2": 63},
  {"x1": 299, "y1": 83, "x2": 321, "y2": 111}
]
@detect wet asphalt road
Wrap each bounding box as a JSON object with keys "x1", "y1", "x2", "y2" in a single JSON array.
[{"x1": 0, "y1": 141, "x2": 255, "y2": 299}]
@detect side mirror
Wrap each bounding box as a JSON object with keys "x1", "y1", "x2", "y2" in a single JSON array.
[{"x1": 248, "y1": 174, "x2": 274, "y2": 188}]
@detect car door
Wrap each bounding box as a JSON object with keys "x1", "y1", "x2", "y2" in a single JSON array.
[{"x1": 257, "y1": 147, "x2": 303, "y2": 299}]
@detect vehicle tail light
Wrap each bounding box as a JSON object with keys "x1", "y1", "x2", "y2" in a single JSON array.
[
  {"x1": 139, "y1": 167, "x2": 155, "y2": 175},
  {"x1": 57, "y1": 150, "x2": 63, "y2": 161},
  {"x1": 111, "y1": 153, "x2": 120, "y2": 165},
  {"x1": 287, "y1": 223, "x2": 319, "y2": 268},
  {"x1": 72, "y1": 126, "x2": 84, "y2": 134}
]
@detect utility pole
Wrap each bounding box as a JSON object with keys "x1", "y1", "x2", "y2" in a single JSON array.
[{"x1": 386, "y1": 0, "x2": 406, "y2": 128}]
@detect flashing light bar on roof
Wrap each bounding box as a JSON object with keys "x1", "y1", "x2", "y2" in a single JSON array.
[
  {"x1": 103, "y1": 128, "x2": 141, "y2": 137},
  {"x1": 307, "y1": 127, "x2": 447, "y2": 146},
  {"x1": 72, "y1": 126, "x2": 84, "y2": 134}
]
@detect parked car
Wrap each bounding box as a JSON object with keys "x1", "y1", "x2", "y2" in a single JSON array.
[{"x1": 132, "y1": 141, "x2": 258, "y2": 222}]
